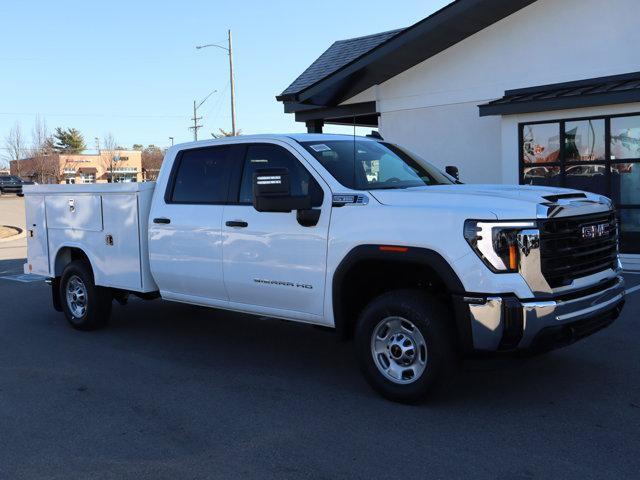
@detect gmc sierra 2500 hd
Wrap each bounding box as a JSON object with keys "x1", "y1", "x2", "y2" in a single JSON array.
[{"x1": 23, "y1": 134, "x2": 625, "y2": 402}]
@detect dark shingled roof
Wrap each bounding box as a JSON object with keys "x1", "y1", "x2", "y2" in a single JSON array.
[
  {"x1": 278, "y1": 29, "x2": 404, "y2": 99},
  {"x1": 479, "y1": 71, "x2": 640, "y2": 116}
]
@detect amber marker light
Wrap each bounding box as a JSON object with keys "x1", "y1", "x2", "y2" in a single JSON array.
[
  {"x1": 379, "y1": 246, "x2": 409, "y2": 253},
  {"x1": 509, "y1": 244, "x2": 518, "y2": 271}
]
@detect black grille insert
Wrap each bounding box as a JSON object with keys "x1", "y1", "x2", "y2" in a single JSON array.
[{"x1": 539, "y1": 211, "x2": 618, "y2": 287}]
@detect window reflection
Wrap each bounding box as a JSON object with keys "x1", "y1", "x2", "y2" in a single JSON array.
[
  {"x1": 522, "y1": 123, "x2": 560, "y2": 164},
  {"x1": 523, "y1": 165, "x2": 561, "y2": 187},
  {"x1": 564, "y1": 119, "x2": 605, "y2": 161},
  {"x1": 611, "y1": 115, "x2": 640, "y2": 160},
  {"x1": 611, "y1": 163, "x2": 640, "y2": 205},
  {"x1": 564, "y1": 163, "x2": 606, "y2": 194}
]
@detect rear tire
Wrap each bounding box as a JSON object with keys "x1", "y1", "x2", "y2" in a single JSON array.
[
  {"x1": 60, "y1": 260, "x2": 112, "y2": 330},
  {"x1": 355, "y1": 289, "x2": 456, "y2": 403}
]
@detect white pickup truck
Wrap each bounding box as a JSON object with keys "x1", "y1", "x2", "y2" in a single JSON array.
[{"x1": 23, "y1": 134, "x2": 625, "y2": 402}]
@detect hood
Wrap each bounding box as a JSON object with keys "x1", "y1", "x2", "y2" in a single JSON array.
[{"x1": 368, "y1": 184, "x2": 609, "y2": 219}]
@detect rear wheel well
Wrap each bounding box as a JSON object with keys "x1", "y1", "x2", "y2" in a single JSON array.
[{"x1": 54, "y1": 247, "x2": 92, "y2": 278}]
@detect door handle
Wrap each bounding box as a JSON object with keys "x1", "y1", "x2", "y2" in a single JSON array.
[
  {"x1": 153, "y1": 217, "x2": 171, "y2": 224},
  {"x1": 226, "y1": 220, "x2": 248, "y2": 228}
]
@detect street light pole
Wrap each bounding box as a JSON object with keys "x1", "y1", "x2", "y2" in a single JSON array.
[
  {"x1": 227, "y1": 30, "x2": 236, "y2": 136},
  {"x1": 196, "y1": 31, "x2": 237, "y2": 136}
]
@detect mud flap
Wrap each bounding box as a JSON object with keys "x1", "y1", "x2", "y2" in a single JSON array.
[{"x1": 51, "y1": 277, "x2": 63, "y2": 312}]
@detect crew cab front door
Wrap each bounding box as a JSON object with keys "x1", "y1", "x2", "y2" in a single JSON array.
[
  {"x1": 148, "y1": 144, "x2": 240, "y2": 304},
  {"x1": 222, "y1": 142, "x2": 330, "y2": 320}
]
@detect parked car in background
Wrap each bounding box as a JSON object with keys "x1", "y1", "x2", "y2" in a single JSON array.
[{"x1": 0, "y1": 175, "x2": 33, "y2": 195}]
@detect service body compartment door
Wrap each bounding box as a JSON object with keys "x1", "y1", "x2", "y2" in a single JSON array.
[
  {"x1": 98, "y1": 194, "x2": 143, "y2": 290},
  {"x1": 45, "y1": 194, "x2": 103, "y2": 231},
  {"x1": 24, "y1": 195, "x2": 49, "y2": 276}
]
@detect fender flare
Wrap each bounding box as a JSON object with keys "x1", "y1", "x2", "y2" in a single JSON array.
[{"x1": 331, "y1": 245, "x2": 471, "y2": 348}]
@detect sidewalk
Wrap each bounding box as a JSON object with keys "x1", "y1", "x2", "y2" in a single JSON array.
[{"x1": 0, "y1": 196, "x2": 27, "y2": 261}]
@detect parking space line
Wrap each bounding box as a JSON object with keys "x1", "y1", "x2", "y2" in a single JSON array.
[
  {"x1": 0, "y1": 274, "x2": 46, "y2": 283},
  {"x1": 625, "y1": 284, "x2": 640, "y2": 296}
]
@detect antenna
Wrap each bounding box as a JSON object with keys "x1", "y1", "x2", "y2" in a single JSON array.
[{"x1": 353, "y1": 115, "x2": 357, "y2": 189}]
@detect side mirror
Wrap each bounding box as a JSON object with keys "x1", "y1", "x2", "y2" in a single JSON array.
[
  {"x1": 445, "y1": 165, "x2": 460, "y2": 181},
  {"x1": 253, "y1": 168, "x2": 311, "y2": 213}
]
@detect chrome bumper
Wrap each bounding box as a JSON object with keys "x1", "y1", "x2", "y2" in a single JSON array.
[{"x1": 466, "y1": 275, "x2": 625, "y2": 351}]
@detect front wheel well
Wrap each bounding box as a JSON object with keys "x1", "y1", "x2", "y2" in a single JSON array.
[{"x1": 332, "y1": 246, "x2": 466, "y2": 344}]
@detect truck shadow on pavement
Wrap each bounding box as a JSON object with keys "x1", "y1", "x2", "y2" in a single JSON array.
[
  {"x1": 106, "y1": 295, "x2": 610, "y2": 407},
  {"x1": 1, "y1": 257, "x2": 626, "y2": 409}
]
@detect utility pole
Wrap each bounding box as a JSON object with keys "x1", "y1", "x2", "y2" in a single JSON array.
[
  {"x1": 228, "y1": 30, "x2": 236, "y2": 136},
  {"x1": 189, "y1": 100, "x2": 203, "y2": 141},
  {"x1": 94, "y1": 137, "x2": 100, "y2": 152},
  {"x1": 169, "y1": 136, "x2": 174, "y2": 146}
]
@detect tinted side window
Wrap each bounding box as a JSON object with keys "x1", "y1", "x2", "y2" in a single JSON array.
[
  {"x1": 239, "y1": 144, "x2": 320, "y2": 204},
  {"x1": 170, "y1": 146, "x2": 233, "y2": 203}
]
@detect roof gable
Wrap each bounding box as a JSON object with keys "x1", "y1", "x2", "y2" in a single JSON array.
[
  {"x1": 278, "y1": 0, "x2": 538, "y2": 110},
  {"x1": 278, "y1": 29, "x2": 403, "y2": 99}
]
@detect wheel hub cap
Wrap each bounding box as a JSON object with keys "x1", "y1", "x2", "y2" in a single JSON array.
[
  {"x1": 371, "y1": 317, "x2": 428, "y2": 384},
  {"x1": 65, "y1": 275, "x2": 87, "y2": 318}
]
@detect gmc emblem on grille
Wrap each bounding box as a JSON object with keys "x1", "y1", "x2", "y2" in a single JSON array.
[{"x1": 581, "y1": 223, "x2": 610, "y2": 240}]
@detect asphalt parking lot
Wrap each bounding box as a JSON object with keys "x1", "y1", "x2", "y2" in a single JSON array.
[{"x1": 0, "y1": 194, "x2": 639, "y2": 479}]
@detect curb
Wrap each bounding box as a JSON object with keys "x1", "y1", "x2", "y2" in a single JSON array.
[{"x1": 0, "y1": 226, "x2": 26, "y2": 244}]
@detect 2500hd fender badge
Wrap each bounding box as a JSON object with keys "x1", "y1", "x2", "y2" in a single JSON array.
[{"x1": 254, "y1": 278, "x2": 313, "y2": 289}]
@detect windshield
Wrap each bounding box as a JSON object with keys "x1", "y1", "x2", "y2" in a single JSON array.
[
  {"x1": 0, "y1": 176, "x2": 17, "y2": 181},
  {"x1": 300, "y1": 140, "x2": 453, "y2": 190}
]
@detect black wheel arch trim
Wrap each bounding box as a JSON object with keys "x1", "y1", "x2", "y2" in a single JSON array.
[{"x1": 332, "y1": 245, "x2": 473, "y2": 351}]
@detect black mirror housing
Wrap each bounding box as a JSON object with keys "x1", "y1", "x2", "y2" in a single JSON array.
[
  {"x1": 253, "y1": 168, "x2": 311, "y2": 213},
  {"x1": 445, "y1": 165, "x2": 460, "y2": 180}
]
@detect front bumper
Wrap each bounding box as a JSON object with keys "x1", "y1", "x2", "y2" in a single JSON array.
[
  {"x1": 462, "y1": 275, "x2": 625, "y2": 352},
  {"x1": 1, "y1": 185, "x2": 22, "y2": 193}
]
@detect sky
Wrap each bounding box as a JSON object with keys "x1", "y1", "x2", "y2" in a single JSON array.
[{"x1": 0, "y1": 0, "x2": 451, "y2": 162}]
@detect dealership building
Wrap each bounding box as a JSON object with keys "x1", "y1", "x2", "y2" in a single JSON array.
[
  {"x1": 11, "y1": 150, "x2": 142, "y2": 185},
  {"x1": 277, "y1": 0, "x2": 640, "y2": 263}
]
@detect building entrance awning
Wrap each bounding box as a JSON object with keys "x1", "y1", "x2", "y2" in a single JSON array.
[{"x1": 479, "y1": 72, "x2": 640, "y2": 117}]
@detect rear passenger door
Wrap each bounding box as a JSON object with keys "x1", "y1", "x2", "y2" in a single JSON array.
[{"x1": 148, "y1": 145, "x2": 240, "y2": 304}]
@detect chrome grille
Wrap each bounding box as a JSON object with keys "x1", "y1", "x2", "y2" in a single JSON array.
[{"x1": 539, "y1": 211, "x2": 618, "y2": 288}]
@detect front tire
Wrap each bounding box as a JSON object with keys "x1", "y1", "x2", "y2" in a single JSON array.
[
  {"x1": 60, "y1": 260, "x2": 112, "y2": 330},
  {"x1": 355, "y1": 290, "x2": 456, "y2": 403}
]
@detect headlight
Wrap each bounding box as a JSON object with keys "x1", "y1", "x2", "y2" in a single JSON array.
[{"x1": 464, "y1": 220, "x2": 536, "y2": 272}]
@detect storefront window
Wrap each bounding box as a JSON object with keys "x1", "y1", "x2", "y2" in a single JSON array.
[
  {"x1": 522, "y1": 123, "x2": 560, "y2": 164},
  {"x1": 611, "y1": 115, "x2": 640, "y2": 160},
  {"x1": 522, "y1": 165, "x2": 561, "y2": 187},
  {"x1": 564, "y1": 119, "x2": 605, "y2": 161},
  {"x1": 619, "y1": 209, "x2": 640, "y2": 254},
  {"x1": 610, "y1": 163, "x2": 640, "y2": 205},
  {"x1": 519, "y1": 113, "x2": 640, "y2": 255},
  {"x1": 564, "y1": 163, "x2": 606, "y2": 193}
]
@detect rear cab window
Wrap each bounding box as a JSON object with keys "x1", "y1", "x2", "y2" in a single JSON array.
[{"x1": 166, "y1": 145, "x2": 235, "y2": 204}]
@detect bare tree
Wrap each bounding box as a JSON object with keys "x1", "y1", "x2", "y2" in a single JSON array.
[
  {"x1": 211, "y1": 128, "x2": 242, "y2": 138},
  {"x1": 102, "y1": 133, "x2": 119, "y2": 182},
  {"x1": 3, "y1": 122, "x2": 25, "y2": 177},
  {"x1": 31, "y1": 115, "x2": 58, "y2": 184}
]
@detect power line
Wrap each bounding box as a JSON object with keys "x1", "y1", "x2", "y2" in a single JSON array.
[{"x1": 0, "y1": 112, "x2": 187, "y2": 119}]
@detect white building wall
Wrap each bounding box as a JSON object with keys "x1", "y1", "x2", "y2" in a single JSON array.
[
  {"x1": 367, "y1": 0, "x2": 639, "y2": 183},
  {"x1": 380, "y1": 101, "x2": 502, "y2": 183}
]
